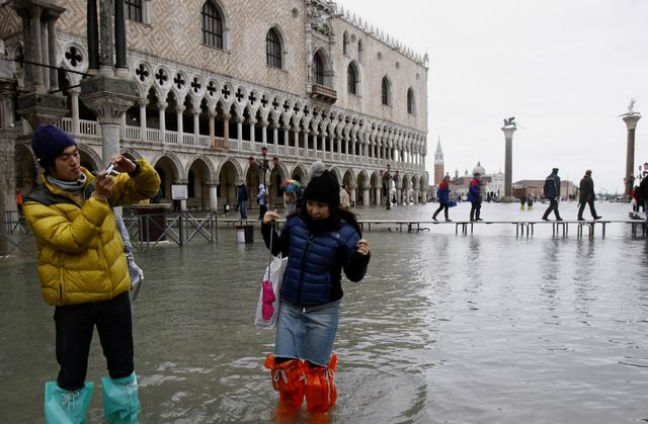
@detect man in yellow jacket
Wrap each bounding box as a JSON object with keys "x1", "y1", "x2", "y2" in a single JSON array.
[{"x1": 23, "y1": 125, "x2": 160, "y2": 424}]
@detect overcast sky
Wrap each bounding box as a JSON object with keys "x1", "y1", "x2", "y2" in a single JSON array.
[{"x1": 339, "y1": 0, "x2": 648, "y2": 193}]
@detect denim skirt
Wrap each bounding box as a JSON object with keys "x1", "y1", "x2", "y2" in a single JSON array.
[{"x1": 275, "y1": 299, "x2": 341, "y2": 366}]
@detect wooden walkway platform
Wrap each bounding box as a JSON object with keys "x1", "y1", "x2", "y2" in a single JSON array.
[{"x1": 217, "y1": 217, "x2": 647, "y2": 239}]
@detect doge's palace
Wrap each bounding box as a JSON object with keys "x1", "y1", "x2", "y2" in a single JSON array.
[{"x1": 0, "y1": 0, "x2": 428, "y2": 211}]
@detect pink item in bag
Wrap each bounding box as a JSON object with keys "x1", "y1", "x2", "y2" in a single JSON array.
[{"x1": 261, "y1": 280, "x2": 276, "y2": 321}]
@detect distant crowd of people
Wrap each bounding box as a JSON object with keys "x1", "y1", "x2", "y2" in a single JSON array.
[{"x1": 433, "y1": 165, "x2": 648, "y2": 223}]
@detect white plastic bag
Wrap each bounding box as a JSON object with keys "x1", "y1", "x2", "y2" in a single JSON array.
[{"x1": 254, "y1": 255, "x2": 287, "y2": 328}]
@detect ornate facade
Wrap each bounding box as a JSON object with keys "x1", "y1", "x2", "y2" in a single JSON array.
[{"x1": 0, "y1": 0, "x2": 429, "y2": 211}]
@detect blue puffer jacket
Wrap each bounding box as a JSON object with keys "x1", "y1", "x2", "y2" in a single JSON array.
[{"x1": 262, "y1": 214, "x2": 370, "y2": 306}]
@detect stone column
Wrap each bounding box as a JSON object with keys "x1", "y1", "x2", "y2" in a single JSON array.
[
  {"x1": 193, "y1": 111, "x2": 200, "y2": 144},
  {"x1": 40, "y1": 20, "x2": 49, "y2": 89},
  {"x1": 176, "y1": 105, "x2": 185, "y2": 144},
  {"x1": 350, "y1": 185, "x2": 356, "y2": 206},
  {"x1": 99, "y1": 0, "x2": 114, "y2": 76},
  {"x1": 46, "y1": 13, "x2": 59, "y2": 91},
  {"x1": 208, "y1": 182, "x2": 219, "y2": 211},
  {"x1": 222, "y1": 113, "x2": 231, "y2": 147},
  {"x1": 139, "y1": 98, "x2": 147, "y2": 141},
  {"x1": 303, "y1": 129, "x2": 309, "y2": 156},
  {"x1": 362, "y1": 187, "x2": 370, "y2": 207},
  {"x1": 71, "y1": 89, "x2": 80, "y2": 134},
  {"x1": 237, "y1": 116, "x2": 243, "y2": 144},
  {"x1": 375, "y1": 187, "x2": 381, "y2": 206},
  {"x1": 283, "y1": 124, "x2": 289, "y2": 147},
  {"x1": 87, "y1": 0, "x2": 99, "y2": 72},
  {"x1": 272, "y1": 123, "x2": 278, "y2": 145},
  {"x1": 159, "y1": 102, "x2": 167, "y2": 143},
  {"x1": 114, "y1": 0, "x2": 128, "y2": 75},
  {"x1": 261, "y1": 120, "x2": 268, "y2": 144},
  {"x1": 622, "y1": 110, "x2": 641, "y2": 199},
  {"x1": 208, "y1": 111, "x2": 216, "y2": 148},
  {"x1": 501, "y1": 124, "x2": 517, "y2": 200},
  {"x1": 80, "y1": 77, "x2": 138, "y2": 166},
  {"x1": 29, "y1": 5, "x2": 44, "y2": 93},
  {"x1": 292, "y1": 128, "x2": 299, "y2": 152},
  {"x1": 249, "y1": 119, "x2": 256, "y2": 143}
]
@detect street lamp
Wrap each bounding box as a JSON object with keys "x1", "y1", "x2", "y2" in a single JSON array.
[{"x1": 380, "y1": 163, "x2": 399, "y2": 210}]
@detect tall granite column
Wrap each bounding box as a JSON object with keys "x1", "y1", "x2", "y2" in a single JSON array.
[
  {"x1": 501, "y1": 123, "x2": 517, "y2": 201},
  {"x1": 622, "y1": 108, "x2": 641, "y2": 199}
]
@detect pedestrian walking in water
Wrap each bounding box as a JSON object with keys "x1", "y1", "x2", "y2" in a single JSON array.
[
  {"x1": 520, "y1": 194, "x2": 526, "y2": 210},
  {"x1": 638, "y1": 170, "x2": 648, "y2": 221},
  {"x1": 237, "y1": 180, "x2": 249, "y2": 219},
  {"x1": 432, "y1": 175, "x2": 455, "y2": 221},
  {"x1": 261, "y1": 161, "x2": 370, "y2": 416},
  {"x1": 527, "y1": 195, "x2": 534, "y2": 211},
  {"x1": 22, "y1": 125, "x2": 160, "y2": 424},
  {"x1": 542, "y1": 167, "x2": 562, "y2": 221},
  {"x1": 257, "y1": 183, "x2": 268, "y2": 220},
  {"x1": 577, "y1": 170, "x2": 602, "y2": 221},
  {"x1": 467, "y1": 172, "x2": 483, "y2": 221}
]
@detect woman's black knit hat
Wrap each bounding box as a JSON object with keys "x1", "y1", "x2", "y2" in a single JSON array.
[{"x1": 304, "y1": 161, "x2": 340, "y2": 208}]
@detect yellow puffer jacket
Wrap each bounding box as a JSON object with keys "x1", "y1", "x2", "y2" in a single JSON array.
[{"x1": 23, "y1": 160, "x2": 161, "y2": 306}]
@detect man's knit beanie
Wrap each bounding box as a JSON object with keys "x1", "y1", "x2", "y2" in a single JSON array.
[
  {"x1": 304, "y1": 161, "x2": 340, "y2": 209},
  {"x1": 32, "y1": 125, "x2": 77, "y2": 169}
]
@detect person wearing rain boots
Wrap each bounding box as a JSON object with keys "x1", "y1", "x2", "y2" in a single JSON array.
[
  {"x1": 467, "y1": 172, "x2": 483, "y2": 222},
  {"x1": 261, "y1": 161, "x2": 371, "y2": 415},
  {"x1": 22, "y1": 125, "x2": 160, "y2": 424}
]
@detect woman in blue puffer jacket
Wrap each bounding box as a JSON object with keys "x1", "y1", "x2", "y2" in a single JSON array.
[{"x1": 261, "y1": 162, "x2": 370, "y2": 415}]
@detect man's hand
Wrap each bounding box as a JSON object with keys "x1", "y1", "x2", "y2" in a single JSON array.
[
  {"x1": 109, "y1": 154, "x2": 137, "y2": 173},
  {"x1": 94, "y1": 170, "x2": 115, "y2": 201},
  {"x1": 263, "y1": 210, "x2": 280, "y2": 224}
]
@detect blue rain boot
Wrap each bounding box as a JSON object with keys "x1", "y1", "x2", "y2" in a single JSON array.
[
  {"x1": 101, "y1": 373, "x2": 141, "y2": 424},
  {"x1": 44, "y1": 381, "x2": 94, "y2": 424}
]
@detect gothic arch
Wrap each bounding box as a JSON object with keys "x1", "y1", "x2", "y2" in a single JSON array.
[
  {"x1": 215, "y1": 156, "x2": 243, "y2": 181},
  {"x1": 185, "y1": 154, "x2": 216, "y2": 181},
  {"x1": 77, "y1": 145, "x2": 102, "y2": 171},
  {"x1": 152, "y1": 151, "x2": 183, "y2": 180}
]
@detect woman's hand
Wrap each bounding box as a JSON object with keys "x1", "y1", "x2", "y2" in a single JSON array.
[
  {"x1": 356, "y1": 239, "x2": 370, "y2": 256},
  {"x1": 263, "y1": 210, "x2": 280, "y2": 224}
]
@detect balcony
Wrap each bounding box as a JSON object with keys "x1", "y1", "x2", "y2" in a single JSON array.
[{"x1": 310, "y1": 84, "x2": 337, "y2": 104}]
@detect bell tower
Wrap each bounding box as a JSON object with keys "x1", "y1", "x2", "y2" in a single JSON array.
[{"x1": 434, "y1": 137, "x2": 444, "y2": 185}]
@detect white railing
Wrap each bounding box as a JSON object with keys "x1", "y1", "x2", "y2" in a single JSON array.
[
  {"x1": 164, "y1": 131, "x2": 178, "y2": 144},
  {"x1": 80, "y1": 119, "x2": 99, "y2": 137},
  {"x1": 198, "y1": 135, "x2": 210, "y2": 147},
  {"x1": 146, "y1": 128, "x2": 159, "y2": 142},
  {"x1": 181, "y1": 133, "x2": 194, "y2": 145},
  {"x1": 124, "y1": 126, "x2": 140, "y2": 141},
  {"x1": 59, "y1": 117, "x2": 73, "y2": 133}
]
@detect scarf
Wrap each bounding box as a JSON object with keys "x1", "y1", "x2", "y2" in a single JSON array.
[{"x1": 46, "y1": 173, "x2": 87, "y2": 196}]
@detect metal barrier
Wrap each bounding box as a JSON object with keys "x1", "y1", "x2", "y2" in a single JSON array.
[{"x1": 122, "y1": 210, "x2": 218, "y2": 250}]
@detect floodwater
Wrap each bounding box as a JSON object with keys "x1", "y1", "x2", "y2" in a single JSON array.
[{"x1": 1, "y1": 201, "x2": 648, "y2": 423}]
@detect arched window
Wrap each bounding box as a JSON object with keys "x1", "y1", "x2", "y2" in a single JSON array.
[
  {"x1": 358, "y1": 39, "x2": 364, "y2": 62},
  {"x1": 343, "y1": 31, "x2": 349, "y2": 55},
  {"x1": 202, "y1": 1, "x2": 223, "y2": 49},
  {"x1": 126, "y1": 0, "x2": 143, "y2": 22},
  {"x1": 347, "y1": 63, "x2": 358, "y2": 95},
  {"x1": 314, "y1": 52, "x2": 325, "y2": 85},
  {"x1": 407, "y1": 88, "x2": 415, "y2": 115},
  {"x1": 381, "y1": 76, "x2": 390, "y2": 106},
  {"x1": 266, "y1": 28, "x2": 282, "y2": 69}
]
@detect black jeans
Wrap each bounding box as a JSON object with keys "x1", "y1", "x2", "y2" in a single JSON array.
[
  {"x1": 577, "y1": 199, "x2": 598, "y2": 219},
  {"x1": 259, "y1": 204, "x2": 267, "y2": 220},
  {"x1": 433, "y1": 204, "x2": 449, "y2": 220},
  {"x1": 54, "y1": 292, "x2": 134, "y2": 391},
  {"x1": 470, "y1": 202, "x2": 481, "y2": 221},
  {"x1": 543, "y1": 199, "x2": 561, "y2": 220}
]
